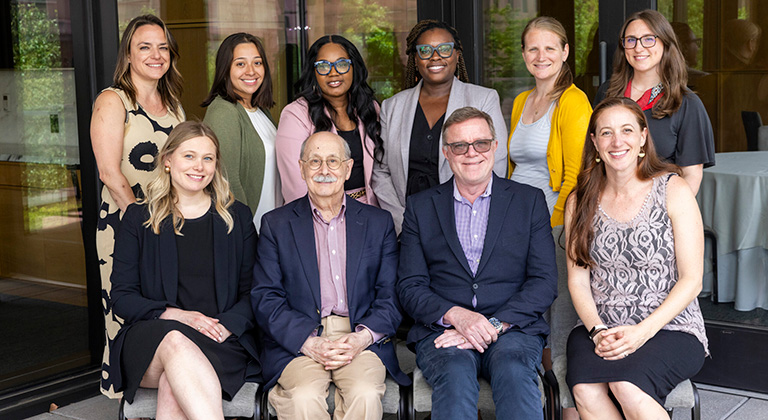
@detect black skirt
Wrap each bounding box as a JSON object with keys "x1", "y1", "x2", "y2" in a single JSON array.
[
  {"x1": 566, "y1": 326, "x2": 705, "y2": 406},
  {"x1": 120, "y1": 319, "x2": 249, "y2": 403}
]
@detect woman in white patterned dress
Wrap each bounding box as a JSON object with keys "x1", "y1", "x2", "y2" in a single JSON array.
[
  {"x1": 564, "y1": 97, "x2": 708, "y2": 419},
  {"x1": 90, "y1": 14, "x2": 184, "y2": 396}
]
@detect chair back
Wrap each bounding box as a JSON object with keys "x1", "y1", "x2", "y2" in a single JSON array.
[
  {"x1": 741, "y1": 111, "x2": 762, "y2": 151},
  {"x1": 549, "y1": 225, "x2": 579, "y2": 362}
]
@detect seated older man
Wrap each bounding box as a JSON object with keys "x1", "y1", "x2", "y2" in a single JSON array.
[
  {"x1": 398, "y1": 107, "x2": 558, "y2": 419},
  {"x1": 251, "y1": 131, "x2": 409, "y2": 420}
]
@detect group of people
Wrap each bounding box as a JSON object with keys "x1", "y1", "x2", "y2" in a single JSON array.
[{"x1": 91, "y1": 9, "x2": 713, "y2": 420}]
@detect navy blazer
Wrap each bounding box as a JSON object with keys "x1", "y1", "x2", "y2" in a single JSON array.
[
  {"x1": 251, "y1": 196, "x2": 410, "y2": 388},
  {"x1": 109, "y1": 201, "x2": 261, "y2": 390},
  {"x1": 397, "y1": 175, "x2": 558, "y2": 347}
]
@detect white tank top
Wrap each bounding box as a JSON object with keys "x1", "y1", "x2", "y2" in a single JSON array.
[{"x1": 508, "y1": 100, "x2": 559, "y2": 216}]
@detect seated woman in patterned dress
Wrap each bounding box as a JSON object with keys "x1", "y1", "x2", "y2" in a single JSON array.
[
  {"x1": 109, "y1": 121, "x2": 260, "y2": 419},
  {"x1": 564, "y1": 97, "x2": 708, "y2": 419}
]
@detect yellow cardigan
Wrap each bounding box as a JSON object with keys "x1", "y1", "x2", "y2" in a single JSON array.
[{"x1": 507, "y1": 84, "x2": 592, "y2": 226}]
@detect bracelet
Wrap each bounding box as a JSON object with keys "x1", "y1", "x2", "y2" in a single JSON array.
[{"x1": 588, "y1": 324, "x2": 607, "y2": 342}]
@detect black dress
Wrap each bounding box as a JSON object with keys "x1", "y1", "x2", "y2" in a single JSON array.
[
  {"x1": 119, "y1": 211, "x2": 250, "y2": 403},
  {"x1": 406, "y1": 103, "x2": 444, "y2": 197}
]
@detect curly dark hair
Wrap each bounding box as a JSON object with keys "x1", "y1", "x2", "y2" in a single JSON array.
[
  {"x1": 202, "y1": 32, "x2": 274, "y2": 109},
  {"x1": 404, "y1": 20, "x2": 469, "y2": 89},
  {"x1": 294, "y1": 35, "x2": 383, "y2": 163}
]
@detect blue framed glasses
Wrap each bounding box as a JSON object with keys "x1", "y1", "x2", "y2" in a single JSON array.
[{"x1": 314, "y1": 59, "x2": 352, "y2": 75}]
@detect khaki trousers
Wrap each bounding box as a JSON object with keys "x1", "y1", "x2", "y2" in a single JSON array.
[{"x1": 269, "y1": 315, "x2": 387, "y2": 420}]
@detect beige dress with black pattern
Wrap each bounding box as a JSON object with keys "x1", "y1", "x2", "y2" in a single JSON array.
[{"x1": 95, "y1": 87, "x2": 183, "y2": 397}]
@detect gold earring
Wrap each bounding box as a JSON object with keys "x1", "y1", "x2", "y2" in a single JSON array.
[
  {"x1": 638, "y1": 148, "x2": 646, "y2": 158},
  {"x1": 164, "y1": 165, "x2": 170, "y2": 173},
  {"x1": 595, "y1": 156, "x2": 601, "y2": 163}
]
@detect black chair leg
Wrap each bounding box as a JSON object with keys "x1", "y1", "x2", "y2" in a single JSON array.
[
  {"x1": 118, "y1": 398, "x2": 126, "y2": 420},
  {"x1": 704, "y1": 228, "x2": 718, "y2": 303},
  {"x1": 692, "y1": 382, "x2": 701, "y2": 420},
  {"x1": 399, "y1": 383, "x2": 413, "y2": 420}
]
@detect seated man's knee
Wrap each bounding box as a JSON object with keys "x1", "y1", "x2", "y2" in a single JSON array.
[{"x1": 339, "y1": 378, "x2": 385, "y2": 403}]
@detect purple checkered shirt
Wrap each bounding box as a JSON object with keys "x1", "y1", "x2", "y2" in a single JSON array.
[{"x1": 453, "y1": 177, "x2": 492, "y2": 277}]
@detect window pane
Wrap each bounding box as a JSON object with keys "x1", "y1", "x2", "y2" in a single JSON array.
[{"x1": 0, "y1": 0, "x2": 89, "y2": 391}]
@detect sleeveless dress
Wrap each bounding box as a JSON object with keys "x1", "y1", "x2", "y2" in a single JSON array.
[
  {"x1": 566, "y1": 174, "x2": 709, "y2": 406},
  {"x1": 95, "y1": 87, "x2": 183, "y2": 396}
]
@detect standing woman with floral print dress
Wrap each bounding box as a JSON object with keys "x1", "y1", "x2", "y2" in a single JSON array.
[{"x1": 90, "y1": 14, "x2": 184, "y2": 396}]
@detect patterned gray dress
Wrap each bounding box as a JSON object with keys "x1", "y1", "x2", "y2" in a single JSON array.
[{"x1": 567, "y1": 173, "x2": 708, "y2": 406}]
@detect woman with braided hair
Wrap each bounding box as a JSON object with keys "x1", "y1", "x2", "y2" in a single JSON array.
[{"x1": 371, "y1": 20, "x2": 508, "y2": 232}]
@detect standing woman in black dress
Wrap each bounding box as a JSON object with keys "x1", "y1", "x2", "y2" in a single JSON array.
[{"x1": 109, "y1": 121, "x2": 260, "y2": 419}]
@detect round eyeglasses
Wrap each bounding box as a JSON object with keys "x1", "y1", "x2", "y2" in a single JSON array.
[
  {"x1": 444, "y1": 139, "x2": 494, "y2": 155},
  {"x1": 621, "y1": 35, "x2": 658, "y2": 49},
  {"x1": 301, "y1": 156, "x2": 348, "y2": 170},
  {"x1": 415, "y1": 42, "x2": 455, "y2": 60},
  {"x1": 314, "y1": 59, "x2": 352, "y2": 75}
]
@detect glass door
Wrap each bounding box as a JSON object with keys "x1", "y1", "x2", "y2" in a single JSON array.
[{"x1": 0, "y1": 0, "x2": 90, "y2": 391}]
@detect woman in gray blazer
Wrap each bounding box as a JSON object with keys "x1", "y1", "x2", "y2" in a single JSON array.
[{"x1": 371, "y1": 20, "x2": 508, "y2": 232}]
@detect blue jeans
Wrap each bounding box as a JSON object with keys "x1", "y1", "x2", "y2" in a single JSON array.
[{"x1": 415, "y1": 329, "x2": 544, "y2": 420}]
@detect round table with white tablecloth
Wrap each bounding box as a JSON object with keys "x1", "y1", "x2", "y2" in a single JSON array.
[{"x1": 697, "y1": 151, "x2": 768, "y2": 311}]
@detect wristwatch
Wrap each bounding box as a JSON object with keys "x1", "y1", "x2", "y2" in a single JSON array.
[{"x1": 488, "y1": 317, "x2": 504, "y2": 335}]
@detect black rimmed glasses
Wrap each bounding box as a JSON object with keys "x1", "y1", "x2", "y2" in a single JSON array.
[
  {"x1": 622, "y1": 35, "x2": 659, "y2": 49},
  {"x1": 313, "y1": 59, "x2": 352, "y2": 75},
  {"x1": 415, "y1": 42, "x2": 455, "y2": 60},
  {"x1": 301, "y1": 156, "x2": 348, "y2": 170},
  {"x1": 445, "y1": 139, "x2": 494, "y2": 155}
]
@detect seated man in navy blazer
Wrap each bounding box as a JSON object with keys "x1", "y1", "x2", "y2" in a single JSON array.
[
  {"x1": 251, "y1": 131, "x2": 409, "y2": 420},
  {"x1": 398, "y1": 107, "x2": 557, "y2": 419}
]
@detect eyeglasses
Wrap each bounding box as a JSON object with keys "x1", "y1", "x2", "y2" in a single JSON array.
[
  {"x1": 415, "y1": 42, "x2": 455, "y2": 60},
  {"x1": 301, "y1": 156, "x2": 348, "y2": 170},
  {"x1": 444, "y1": 139, "x2": 494, "y2": 155},
  {"x1": 314, "y1": 59, "x2": 352, "y2": 75},
  {"x1": 622, "y1": 35, "x2": 658, "y2": 49}
]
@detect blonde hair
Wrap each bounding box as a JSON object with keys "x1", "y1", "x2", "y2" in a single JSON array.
[
  {"x1": 521, "y1": 16, "x2": 573, "y2": 104},
  {"x1": 142, "y1": 121, "x2": 234, "y2": 235},
  {"x1": 113, "y1": 15, "x2": 183, "y2": 117}
]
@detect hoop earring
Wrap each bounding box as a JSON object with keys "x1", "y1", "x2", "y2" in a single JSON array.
[
  {"x1": 164, "y1": 165, "x2": 170, "y2": 173},
  {"x1": 638, "y1": 148, "x2": 646, "y2": 158},
  {"x1": 595, "y1": 156, "x2": 601, "y2": 163}
]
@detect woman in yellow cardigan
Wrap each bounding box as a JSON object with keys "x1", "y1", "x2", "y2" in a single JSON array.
[{"x1": 508, "y1": 17, "x2": 592, "y2": 226}]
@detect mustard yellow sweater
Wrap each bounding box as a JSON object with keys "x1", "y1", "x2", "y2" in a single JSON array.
[{"x1": 507, "y1": 84, "x2": 592, "y2": 226}]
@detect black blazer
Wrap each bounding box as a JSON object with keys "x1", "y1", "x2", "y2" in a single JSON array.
[
  {"x1": 397, "y1": 175, "x2": 558, "y2": 347},
  {"x1": 108, "y1": 201, "x2": 260, "y2": 390},
  {"x1": 251, "y1": 196, "x2": 410, "y2": 389}
]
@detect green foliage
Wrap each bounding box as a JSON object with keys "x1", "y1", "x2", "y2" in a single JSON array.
[
  {"x1": 11, "y1": 3, "x2": 61, "y2": 70},
  {"x1": 574, "y1": 0, "x2": 599, "y2": 76},
  {"x1": 339, "y1": 0, "x2": 402, "y2": 101},
  {"x1": 483, "y1": 5, "x2": 531, "y2": 98}
]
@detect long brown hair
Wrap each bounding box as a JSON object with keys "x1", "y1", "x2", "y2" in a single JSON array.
[
  {"x1": 404, "y1": 20, "x2": 469, "y2": 89},
  {"x1": 567, "y1": 98, "x2": 681, "y2": 268},
  {"x1": 605, "y1": 9, "x2": 687, "y2": 119},
  {"x1": 113, "y1": 15, "x2": 183, "y2": 117},
  {"x1": 143, "y1": 121, "x2": 235, "y2": 235},
  {"x1": 201, "y1": 32, "x2": 274, "y2": 109},
  {"x1": 521, "y1": 16, "x2": 573, "y2": 104}
]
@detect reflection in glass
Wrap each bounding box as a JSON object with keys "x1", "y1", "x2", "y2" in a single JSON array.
[{"x1": 0, "y1": 0, "x2": 88, "y2": 391}]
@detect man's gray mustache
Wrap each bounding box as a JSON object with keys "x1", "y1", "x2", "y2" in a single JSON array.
[{"x1": 312, "y1": 174, "x2": 338, "y2": 183}]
